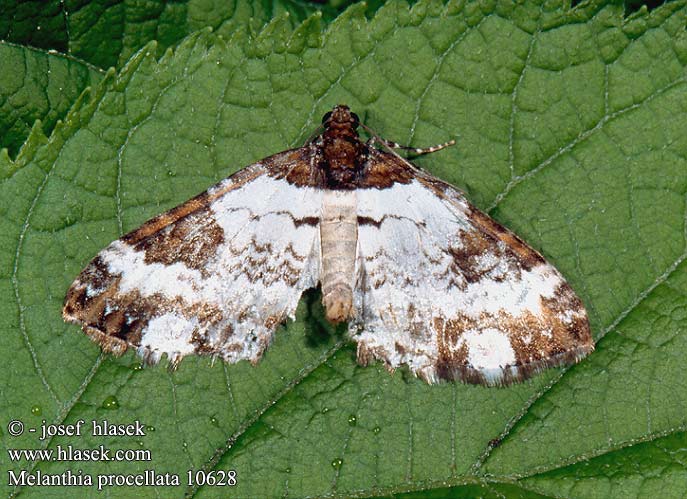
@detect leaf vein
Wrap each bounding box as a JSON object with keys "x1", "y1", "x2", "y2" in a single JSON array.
[
  {"x1": 487, "y1": 75, "x2": 687, "y2": 213},
  {"x1": 11, "y1": 163, "x2": 61, "y2": 405},
  {"x1": 508, "y1": 30, "x2": 539, "y2": 180},
  {"x1": 406, "y1": 18, "x2": 487, "y2": 147},
  {"x1": 186, "y1": 339, "x2": 346, "y2": 499}
]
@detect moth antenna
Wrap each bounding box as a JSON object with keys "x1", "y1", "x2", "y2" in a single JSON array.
[
  {"x1": 367, "y1": 131, "x2": 455, "y2": 155},
  {"x1": 301, "y1": 123, "x2": 325, "y2": 146},
  {"x1": 360, "y1": 122, "x2": 455, "y2": 171},
  {"x1": 404, "y1": 139, "x2": 455, "y2": 155},
  {"x1": 359, "y1": 123, "x2": 419, "y2": 172}
]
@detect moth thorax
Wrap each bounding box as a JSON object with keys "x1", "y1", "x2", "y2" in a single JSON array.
[
  {"x1": 321, "y1": 126, "x2": 362, "y2": 188},
  {"x1": 320, "y1": 190, "x2": 358, "y2": 324}
]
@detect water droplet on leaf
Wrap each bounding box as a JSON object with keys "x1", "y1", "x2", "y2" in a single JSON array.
[{"x1": 102, "y1": 396, "x2": 119, "y2": 410}]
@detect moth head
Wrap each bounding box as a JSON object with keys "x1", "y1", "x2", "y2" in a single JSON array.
[{"x1": 323, "y1": 105, "x2": 360, "y2": 130}]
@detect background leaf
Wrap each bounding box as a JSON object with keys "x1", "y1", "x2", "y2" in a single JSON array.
[
  {"x1": 0, "y1": 42, "x2": 104, "y2": 158},
  {"x1": 1, "y1": 0, "x2": 687, "y2": 498},
  {"x1": 0, "y1": 0, "x2": 303, "y2": 159},
  {"x1": 0, "y1": 0, "x2": 375, "y2": 70},
  {"x1": 0, "y1": 0, "x2": 380, "y2": 162},
  {"x1": 0, "y1": 0, "x2": 654, "y2": 160}
]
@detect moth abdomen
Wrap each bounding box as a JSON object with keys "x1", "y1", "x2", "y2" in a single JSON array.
[{"x1": 320, "y1": 189, "x2": 358, "y2": 324}]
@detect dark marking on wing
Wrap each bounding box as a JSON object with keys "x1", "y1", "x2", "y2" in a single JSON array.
[
  {"x1": 135, "y1": 206, "x2": 225, "y2": 273},
  {"x1": 428, "y1": 284, "x2": 593, "y2": 385},
  {"x1": 358, "y1": 150, "x2": 414, "y2": 189},
  {"x1": 122, "y1": 165, "x2": 263, "y2": 245},
  {"x1": 265, "y1": 147, "x2": 326, "y2": 188},
  {"x1": 465, "y1": 206, "x2": 546, "y2": 272}
]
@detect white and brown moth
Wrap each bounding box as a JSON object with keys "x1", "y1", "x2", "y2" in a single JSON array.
[{"x1": 63, "y1": 105, "x2": 594, "y2": 385}]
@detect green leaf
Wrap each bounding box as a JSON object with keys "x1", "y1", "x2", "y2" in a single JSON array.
[
  {"x1": 0, "y1": 0, "x2": 69, "y2": 53},
  {"x1": 0, "y1": 0, "x2": 669, "y2": 72},
  {"x1": 0, "y1": 0, "x2": 360, "y2": 70},
  {"x1": 0, "y1": 0, "x2": 332, "y2": 158},
  {"x1": 0, "y1": 42, "x2": 104, "y2": 158},
  {"x1": 2, "y1": 0, "x2": 687, "y2": 498},
  {"x1": 519, "y1": 430, "x2": 687, "y2": 498}
]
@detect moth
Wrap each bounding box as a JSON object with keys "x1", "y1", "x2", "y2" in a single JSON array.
[{"x1": 63, "y1": 105, "x2": 594, "y2": 385}]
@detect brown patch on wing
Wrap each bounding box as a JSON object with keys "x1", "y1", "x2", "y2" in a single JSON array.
[
  {"x1": 192, "y1": 323, "x2": 235, "y2": 356},
  {"x1": 122, "y1": 165, "x2": 263, "y2": 246},
  {"x1": 448, "y1": 229, "x2": 507, "y2": 284},
  {"x1": 434, "y1": 316, "x2": 470, "y2": 381},
  {"x1": 357, "y1": 342, "x2": 393, "y2": 368},
  {"x1": 357, "y1": 215, "x2": 382, "y2": 228},
  {"x1": 132, "y1": 206, "x2": 224, "y2": 273},
  {"x1": 293, "y1": 216, "x2": 319, "y2": 227},
  {"x1": 541, "y1": 283, "x2": 593, "y2": 344},
  {"x1": 63, "y1": 255, "x2": 225, "y2": 356},
  {"x1": 465, "y1": 207, "x2": 545, "y2": 272},
  {"x1": 63, "y1": 258, "x2": 132, "y2": 356},
  {"x1": 430, "y1": 293, "x2": 593, "y2": 385},
  {"x1": 63, "y1": 256, "x2": 112, "y2": 318},
  {"x1": 358, "y1": 150, "x2": 414, "y2": 189},
  {"x1": 190, "y1": 309, "x2": 237, "y2": 355},
  {"x1": 264, "y1": 147, "x2": 326, "y2": 188},
  {"x1": 63, "y1": 257, "x2": 119, "y2": 326}
]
